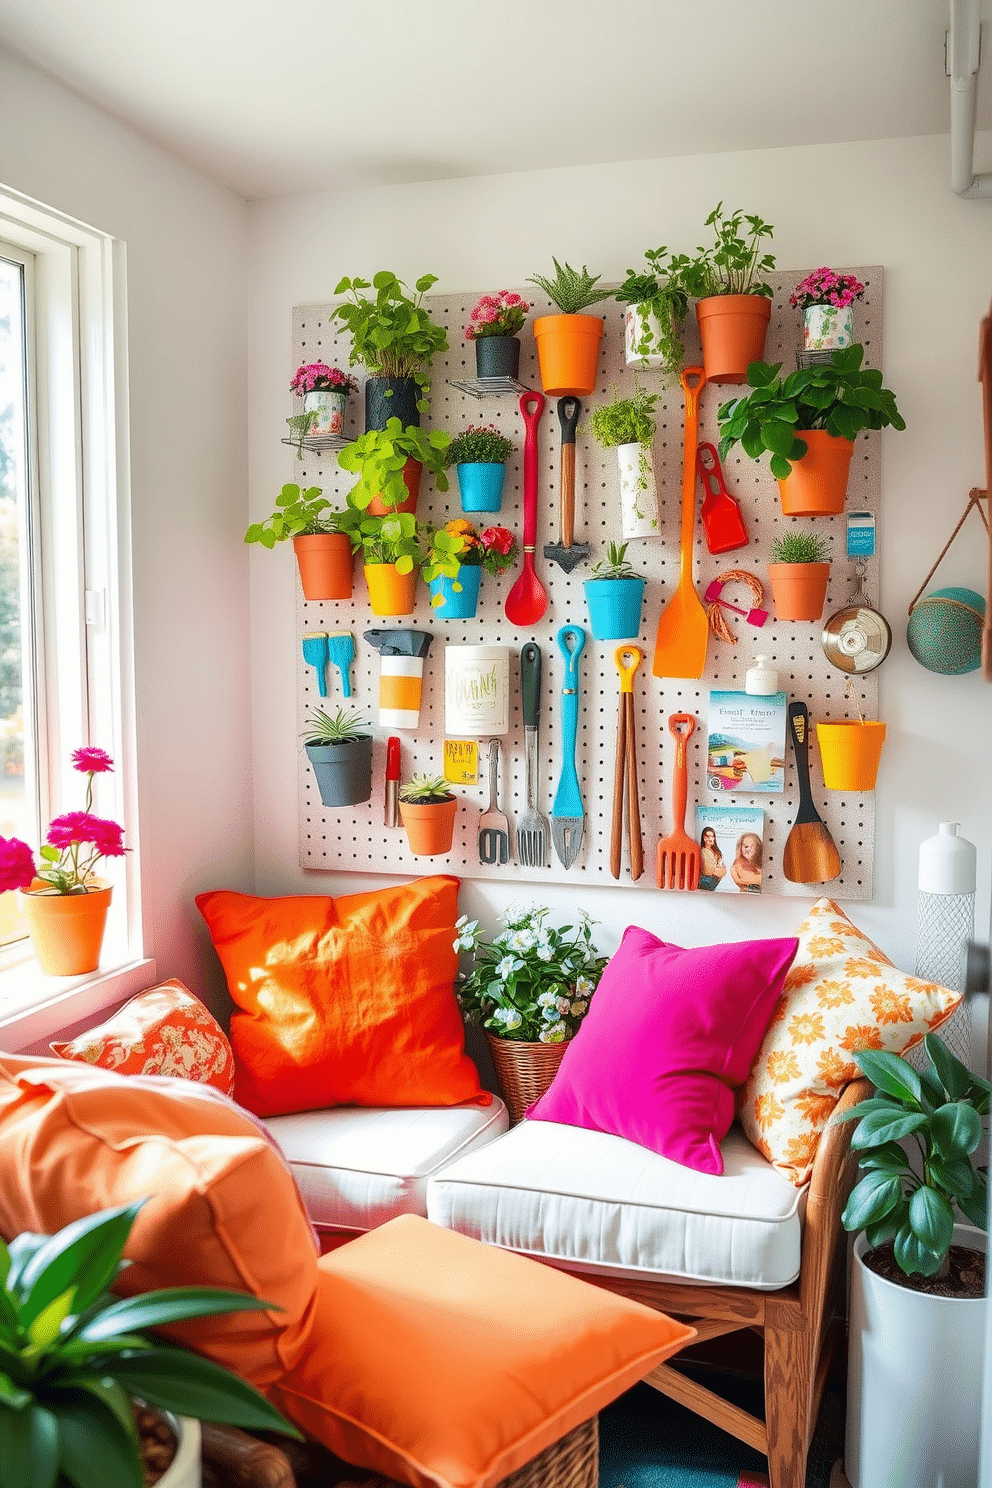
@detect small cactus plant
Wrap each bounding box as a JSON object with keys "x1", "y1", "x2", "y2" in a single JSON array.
[
  {"x1": 399, "y1": 773, "x2": 453, "y2": 804},
  {"x1": 590, "y1": 542, "x2": 639, "y2": 580}
]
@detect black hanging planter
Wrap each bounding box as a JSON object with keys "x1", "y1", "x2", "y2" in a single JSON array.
[
  {"x1": 475, "y1": 336, "x2": 521, "y2": 380},
  {"x1": 305, "y1": 737, "x2": 373, "y2": 808},
  {"x1": 364, "y1": 376, "x2": 421, "y2": 432}
]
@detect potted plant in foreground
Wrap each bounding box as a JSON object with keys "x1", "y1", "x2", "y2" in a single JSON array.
[
  {"x1": 302, "y1": 706, "x2": 373, "y2": 808},
  {"x1": 454, "y1": 906, "x2": 608, "y2": 1123},
  {"x1": 766, "y1": 528, "x2": 833, "y2": 621},
  {"x1": 398, "y1": 774, "x2": 459, "y2": 856},
  {"x1": 526, "y1": 259, "x2": 610, "y2": 398},
  {"x1": 444, "y1": 423, "x2": 515, "y2": 513},
  {"x1": 588, "y1": 385, "x2": 660, "y2": 539},
  {"x1": 329, "y1": 270, "x2": 448, "y2": 429},
  {"x1": 835, "y1": 1033, "x2": 989, "y2": 1488},
  {"x1": 613, "y1": 245, "x2": 688, "y2": 381},
  {"x1": 0, "y1": 1198, "x2": 299, "y2": 1488},
  {"x1": 716, "y1": 345, "x2": 906, "y2": 516},
  {"x1": 675, "y1": 203, "x2": 776, "y2": 384},
  {"x1": 583, "y1": 542, "x2": 646, "y2": 640},
  {"x1": 338, "y1": 418, "x2": 451, "y2": 517},
  {"x1": 464, "y1": 290, "x2": 531, "y2": 380},
  {"x1": 244, "y1": 483, "x2": 360, "y2": 600}
]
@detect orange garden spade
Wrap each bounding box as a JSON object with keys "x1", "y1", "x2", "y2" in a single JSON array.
[
  {"x1": 652, "y1": 368, "x2": 709, "y2": 679},
  {"x1": 656, "y1": 713, "x2": 701, "y2": 891}
]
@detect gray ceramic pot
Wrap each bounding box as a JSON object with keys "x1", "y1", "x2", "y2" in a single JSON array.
[{"x1": 305, "y1": 736, "x2": 373, "y2": 808}]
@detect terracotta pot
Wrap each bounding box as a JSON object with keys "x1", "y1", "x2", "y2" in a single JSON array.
[
  {"x1": 20, "y1": 878, "x2": 112, "y2": 976},
  {"x1": 768, "y1": 562, "x2": 831, "y2": 622},
  {"x1": 483, "y1": 1034, "x2": 571, "y2": 1125},
  {"x1": 532, "y1": 314, "x2": 604, "y2": 397},
  {"x1": 292, "y1": 533, "x2": 353, "y2": 600},
  {"x1": 815, "y1": 720, "x2": 886, "y2": 791},
  {"x1": 366, "y1": 458, "x2": 422, "y2": 517},
  {"x1": 398, "y1": 796, "x2": 457, "y2": 856},
  {"x1": 695, "y1": 294, "x2": 771, "y2": 385},
  {"x1": 364, "y1": 563, "x2": 417, "y2": 617},
  {"x1": 777, "y1": 431, "x2": 855, "y2": 516}
]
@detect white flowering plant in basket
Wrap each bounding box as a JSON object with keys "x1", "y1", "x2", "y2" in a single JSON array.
[{"x1": 454, "y1": 906, "x2": 608, "y2": 1043}]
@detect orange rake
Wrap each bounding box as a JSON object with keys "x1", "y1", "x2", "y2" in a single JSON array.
[{"x1": 656, "y1": 713, "x2": 701, "y2": 891}]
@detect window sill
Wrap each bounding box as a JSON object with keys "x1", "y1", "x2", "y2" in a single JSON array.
[{"x1": 0, "y1": 957, "x2": 157, "y2": 1053}]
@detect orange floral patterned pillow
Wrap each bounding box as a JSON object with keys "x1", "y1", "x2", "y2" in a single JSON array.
[
  {"x1": 740, "y1": 899, "x2": 961, "y2": 1186},
  {"x1": 51, "y1": 981, "x2": 235, "y2": 1095}
]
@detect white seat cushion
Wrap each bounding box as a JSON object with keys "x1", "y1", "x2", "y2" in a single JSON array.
[
  {"x1": 426, "y1": 1118, "x2": 806, "y2": 1290},
  {"x1": 265, "y1": 1100, "x2": 509, "y2": 1232}
]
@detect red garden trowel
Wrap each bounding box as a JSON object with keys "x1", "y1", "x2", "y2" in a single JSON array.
[{"x1": 696, "y1": 442, "x2": 749, "y2": 555}]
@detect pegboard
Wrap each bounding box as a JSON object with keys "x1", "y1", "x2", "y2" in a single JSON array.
[{"x1": 293, "y1": 268, "x2": 883, "y2": 900}]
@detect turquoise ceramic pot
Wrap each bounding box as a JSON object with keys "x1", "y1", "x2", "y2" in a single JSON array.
[
  {"x1": 456, "y1": 462, "x2": 506, "y2": 513},
  {"x1": 584, "y1": 577, "x2": 645, "y2": 641},
  {"x1": 429, "y1": 565, "x2": 481, "y2": 619}
]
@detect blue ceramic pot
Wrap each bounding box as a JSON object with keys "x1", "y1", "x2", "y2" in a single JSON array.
[
  {"x1": 430, "y1": 565, "x2": 481, "y2": 619},
  {"x1": 583, "y1": 577, "x2": 645, "y2": 641},
  {"x1": 456, "y1": 462, "x2": 505, "y2": 513}
]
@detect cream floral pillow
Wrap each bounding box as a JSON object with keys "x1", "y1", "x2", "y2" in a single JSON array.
[{"x1": 740, "y1": 899, "x2": 961, "y2": 1185}]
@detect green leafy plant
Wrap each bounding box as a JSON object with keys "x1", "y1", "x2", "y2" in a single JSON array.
[
  {"x1": 444, "y1": 425, "x2": 514, "y2": 467},
  {"x1": 285, "y1": 409, "x2": 318, "y2": 461},
  {"x1": 526, "y1": 259, "x2": 610, "y2": 315},
  {"x1": 835, "y1": 1033, "x2": 990, "y2": 1280},
  {"x1": 302, "y1": 706, "x2": 370, "y2": 745},
  {"x1": 716, "y1": 345, "x2": 907, "y2": 480},
  {"x1": 398, "y1": 774, "x2": 453, "y2": 804},
  {"x1": 588, "y1": 385, "x2": 658, "y2": 449},
  {"x1": 674, "y1": 203, "x2": 776, "y2": 300},
  {"x1": 614, "y1": 247, "x2": 688, "y2": 379},
  {"x1": 338, "y1": 419, "x2": 451, "y2": 513},
  {"x1": 329, "y1": 271, "x2": 448, "y2": 411},
  {"x1": 768, "y1": 528, "x2": 833, "y2": 565},
  {"x1": 422, "y1": 523, "x2": 469, "y2": 590},
  {"x1": 0, "y1": 1199, "x2": 300, "y2": 1488},
  {"x1": 422, "y1": 521, "x2": 519, "y2": 603},
  {"x1": 244, "y1": 484, "x2": 361, "y2": 549},
  {"x1": 589, "y1": 541, "x2": 639, "y2": 580},
  {"x1": 454, "y1": 906, "x2": 608, "y2": 1043},
  {"x1": 356, "y1": 510, "x2": 423, "y2": 572}
]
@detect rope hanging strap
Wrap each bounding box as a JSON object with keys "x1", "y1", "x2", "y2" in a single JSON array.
[{"x1": 907, "y1": 487, "x2": 988, "y2": 614}]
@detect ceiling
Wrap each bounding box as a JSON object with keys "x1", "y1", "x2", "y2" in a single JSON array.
[{"x1": 0, "y1": 1, "x2": 988, "y2": 201}]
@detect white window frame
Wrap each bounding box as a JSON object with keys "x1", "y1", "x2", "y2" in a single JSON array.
[{"x1": 0, "y1": 184, "x2": 151, "y2": 1046}]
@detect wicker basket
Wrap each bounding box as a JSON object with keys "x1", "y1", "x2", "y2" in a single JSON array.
[{"x1": 484, "y1": 1033, "x2": 570, "y2": 1124}]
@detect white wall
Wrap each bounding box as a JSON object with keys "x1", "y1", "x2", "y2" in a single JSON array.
[
  {"x1": 0, "y1": 45, "x2": 252, "y2": 1014},
  {"x1": 247, "y1": 133, "x2": 992, "y2": 976}
]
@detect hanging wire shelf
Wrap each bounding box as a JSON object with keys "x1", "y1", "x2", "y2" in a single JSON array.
[
  {"x1": 281, "y1": 434, "x2": 349, "y2": 453},
  {"x1": 447, "y1": 376, "x2": 530, "y2": 399}
]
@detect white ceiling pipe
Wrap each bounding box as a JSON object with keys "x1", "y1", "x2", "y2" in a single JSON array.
[{"x1": 949, "y1": 0, "x2": 992, "y2": 197}]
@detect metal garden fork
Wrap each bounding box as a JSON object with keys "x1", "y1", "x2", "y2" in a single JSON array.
[{"x1": 516, "y1": 642, "x2": 548, "y2": 868}]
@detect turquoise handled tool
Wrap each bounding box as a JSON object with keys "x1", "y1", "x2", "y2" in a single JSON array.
[
  {"x1": 550, "y1": 624, "x2": 585, "y2": 869},
  {"x1": 301, "y1": 632, "x2": 330, "y2": 697},
  {"x1": 326, "y1": 632, "x2": 355, "y2": 697}
]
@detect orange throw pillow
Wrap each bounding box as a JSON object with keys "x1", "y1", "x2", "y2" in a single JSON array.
[
  {"x1": 51, "y1": 980, "x2": 235, "y2": 1094},
  {"x1": 0, "y1": 1056, "x2": 319, "y2": 1389},
  {"x1": 195, "y1": 876, "x2": 486, "y2": 1118},
  {"x1": 274, "y1": 1214, "x2": 695, "y2": 1488}
]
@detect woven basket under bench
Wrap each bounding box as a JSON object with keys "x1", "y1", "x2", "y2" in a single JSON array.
[{"x1": 201, "y1": 1415, "x2": 599, "y2": 1488}]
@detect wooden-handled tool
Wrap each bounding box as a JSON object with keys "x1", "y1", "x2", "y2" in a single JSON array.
[
  {"x1": 610, "y1": 646, "x2": 643, "y2": 880},
  {"x1": 782, "y1": 702, "x2": 842, "y2": 883},
  {"x1": 544, "y1": 398, "x2": 590, "y2": 572}
]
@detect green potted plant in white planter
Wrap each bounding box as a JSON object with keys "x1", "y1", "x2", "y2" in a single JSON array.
[
  {"x1": 288, "y1": 361, "x2": 359, "y2": 442},
  {"x1": 329, "y1": 270, "x2": 448, "y2": 429},
  {"x1": 303, "y1": 705, "x2": 373, "y2": 808},
  {"x1": 588, "y1": 385, "x2": 660, "y2": 539},
  {"x1": 338, "y1": 418, "x2": 451, "y2": 517},
  {"x1": 673, "y1": 203, "x2": 776, "y2": 384},
  {"x1": 583, "y1": 542, "x2": 646, "y2": 641},
  {"x1": 526, "y1": 260, "x2": 610, "y2": 398},
  {"x1": 398, "y1": 773, "x2": 459, "y2": 856},
  {"x1": 464, "y1": 290, "x2": 530, "y2": 380},
  {"x1": 244, "y1": 483, "x2": 361, "y2": 601},
  {"x1": 766, "y1": 527, "x2": 833, "y2": 621},
  {"x1": 613, "y1": 246, "x2": 688, "y2": 381},
  {"x1": 835, "y1": 1033, "x2": 990, "y2": 1488},
  {"x1": 444, "y1": 423, "x2": 515, "y2": 513}
]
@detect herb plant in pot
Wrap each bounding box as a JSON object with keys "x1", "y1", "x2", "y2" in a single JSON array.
[
  {"x1": 614, "y1": 246, "x2": 688, "y2": 381},
  {"x1": 766, "y1": 528, "x2": 833, "y2": 621},
  {"x1": 464, "y1": 290, "x2": 530, "y2": 380},
  {"x1": 583, "y1": 542, "x2": 646, "y2": 641},
  {"x1": 338, "y1": 418, "x2": 451, "y2": 518},
  {"x1": 716, "y1": 346, "x2": 906, "y2": 516},
  {"x1": 454, "y1": 906, "x2": 608, "y2": 1124},
  {"x1": 244, "y1": 483, "x2": 360, "y2": 600},
  {"x1": 675, "y1": 203, "x2": 776, "y2": 384},
  {"x1": 526, "y1": 260, "x2": 610, "y2": 398},
  {"x1": 835, "y1": 1034, "x2": 990, "y2": 1488},
  {"x1": 444, "y1": 424, "x2": 515, "y2": 513},
  {"x1": 289, "y1": 361, "x2": 359, "y2": 440},
  {"x1": 426, "y1": 521, "x2": 518, "y2": 618},
  {"x1": 329, "y1": 271, "x2": 448, "y2": 430},
  {"x1": 398, "y1": 774, "x2": 458, "y2": 856},
  {"x1": 303, "y1": 705, "x2": 373, "y2": 808},
  {"x1": 588, "y1": 385, "x2": 660, "y2": 539}
]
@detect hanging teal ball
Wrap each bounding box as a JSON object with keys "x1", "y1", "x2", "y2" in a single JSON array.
[{"x1": 906, "y1": 587, "x2": 985, "y2": 674}]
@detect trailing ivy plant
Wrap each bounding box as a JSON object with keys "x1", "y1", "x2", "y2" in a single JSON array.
[
  {"x1": 614, "y1": 247, "x2": 688, "y2": 380},
  {"x1": 588, "y1": 385, "x2": 658, "y2": 500}
]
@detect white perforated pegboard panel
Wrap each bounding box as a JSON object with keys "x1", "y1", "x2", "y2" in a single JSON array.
[{"x1": 294, "y1": 268, "x2": 882, "y2": 899}]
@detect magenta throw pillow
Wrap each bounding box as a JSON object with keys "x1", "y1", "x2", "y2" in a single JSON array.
[{"x1": 526, "y1": 926, "x2": 798, "y2": 1175}]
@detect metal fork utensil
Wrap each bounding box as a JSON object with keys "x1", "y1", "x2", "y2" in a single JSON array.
[
  {"x1": 478, "y1": 738, "x2": 511, "y2": 864},
  {"x1": 516, "y1": 642, "x2": 549, "y2": 868}
]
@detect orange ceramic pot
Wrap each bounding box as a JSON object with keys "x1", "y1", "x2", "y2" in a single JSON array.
[
  {"x1": 695, "y1": 294, "x2": 771, "y2": 385},
  {"x1": 293, "y1": 533, "x2": 354, "y2": 600},
  {"x1": 366, "y1": 458, "x2": 422, "y2": 517},
  {"x1": 816, "y1": 720, "x2": 886, "y2": 791},
  {"x1": 399, "y1": 797, "x2": 458, "y2": 856},
  {"x1": 364, "y1": 563, "x2": 417, "y2": 617},
  {"x1": 533, "y1": 314, "x2": 604, "y2": 397},
  {"x1": 768, "y1": 562, "x2": 831, "y2": 622},
  {"x1": 777, "y1": 431, "x2": 855, "y2": 516},
  {"x1": 20, "y1": 878, "x2": 112, "y2": 976}
]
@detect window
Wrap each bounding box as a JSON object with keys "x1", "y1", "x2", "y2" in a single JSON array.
[{"x1": 0, "y1": 185, "x2": 140, "y2": 997}]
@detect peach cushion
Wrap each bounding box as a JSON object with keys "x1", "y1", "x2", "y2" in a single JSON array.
[
  {"x1": 51, "y1": 980, "x2": 235, "y2": 1095},
  {"x1": 195, "y1": 876, "x2": 486, "y2": 1119},
  {"x1": 740, "y1": 899, "x2": 962, "y2": 1185},
  {"x1": 273, "y1": 1214, "x2": 695, "y2": 1488},
  {"x1": 0, "y1": 1055, "x2": 319, "y2": 1389}
]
